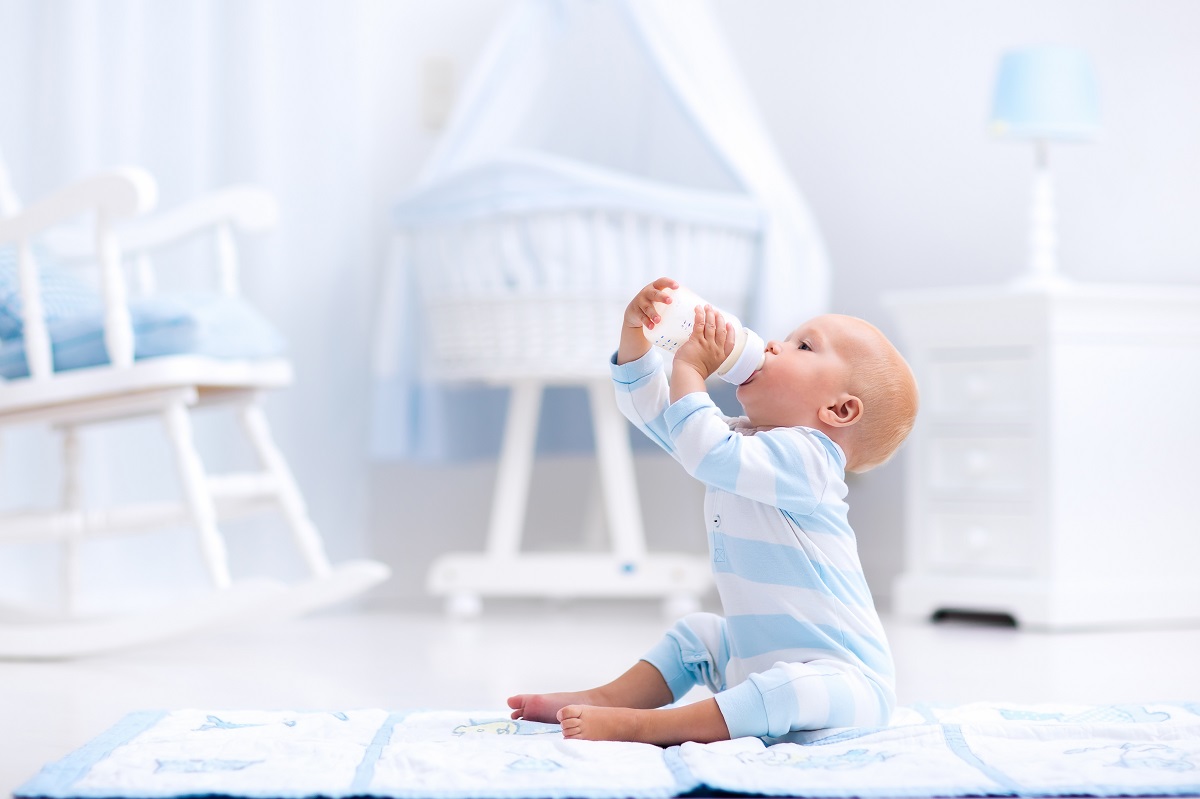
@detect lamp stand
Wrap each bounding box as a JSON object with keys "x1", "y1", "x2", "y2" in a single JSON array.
[{"x1": 1017, "y1": 140, "x2": 1070, "y2": 289}]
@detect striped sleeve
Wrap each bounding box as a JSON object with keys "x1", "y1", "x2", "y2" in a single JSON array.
[
  {"x1": 662, "y1": 392, "x2": 838, "y2": 516},
  {"x1": 609, "y1": 348, "x2": 682, "y2": 458}
]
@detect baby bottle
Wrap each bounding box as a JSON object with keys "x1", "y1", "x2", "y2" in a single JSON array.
[{"x1": 642, "y1": 286, "x2": 765, "y2": 385}]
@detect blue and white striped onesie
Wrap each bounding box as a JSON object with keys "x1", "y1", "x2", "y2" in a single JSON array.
[{"x1": 611, "y1": 348, "x2": 895, "y2": 742}]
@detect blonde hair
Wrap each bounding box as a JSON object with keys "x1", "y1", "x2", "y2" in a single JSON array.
[{"x1": 841, "y1": 320, "x2": 919, "y2": 473}]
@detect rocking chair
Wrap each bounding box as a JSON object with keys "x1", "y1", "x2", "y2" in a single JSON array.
[{"x1": 0, "y1": 160, "x2": 389, "y2": 659}]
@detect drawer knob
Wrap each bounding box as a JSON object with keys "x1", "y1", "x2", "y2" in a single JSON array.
[
  {"x1": 966, "y1": 526, "x2": 991, "y2": 551},
  {"x1": 965, "y1": 450, "x2": 992, "y2": 477},
  {"x1": 964, "y1": 375, "x2": 991, "y2": 401}
]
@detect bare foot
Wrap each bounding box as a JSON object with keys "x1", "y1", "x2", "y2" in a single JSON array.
[
  {"x1": 558, "y1": 699, "x2": 731, "y2": 746},
  {"x1": 507, "y1": 691, "x2": 601, "y2": 723},
  {"x1": 558, "y1": 704, "x2": 646, "y2": 742}
]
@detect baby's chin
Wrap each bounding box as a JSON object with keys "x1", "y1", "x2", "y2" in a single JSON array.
[
  {"x1": 733, "y1": 392, "x2": 760, "y2": 425},
  {"x1": 734, "y1": 382, "x2": 749, "y2": 399},
  {"x1": 734, "y1": 379, "x2": 757, "y2": 405}
]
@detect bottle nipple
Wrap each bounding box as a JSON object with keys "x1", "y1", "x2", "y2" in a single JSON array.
[{"x1": 716, "y1": 328, "x2": 765, "y2": 385}]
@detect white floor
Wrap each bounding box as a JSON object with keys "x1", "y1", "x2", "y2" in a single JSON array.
[{"x1": 4, "y1": 605, "x2": 1200, "y2": 796}]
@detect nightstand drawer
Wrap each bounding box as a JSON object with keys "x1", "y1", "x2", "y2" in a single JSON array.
[
  {"x1": 926, "y1": 436, "x2": 1034, "y2": 499},
  {"x1": 926, "y1": 511, "x2": 1036, "y2": 575},
  {"x1": 927, "y1": 354, "x2": 1033, "y2": 420}
]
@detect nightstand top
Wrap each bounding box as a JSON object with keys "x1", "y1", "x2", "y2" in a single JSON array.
[{"x1": 882, "y1": 281, "x2": 1200, "y2": 309}]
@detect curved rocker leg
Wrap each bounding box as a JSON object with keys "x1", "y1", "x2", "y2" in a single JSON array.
[
  {"x1": 0, "y1": 579, "x2": 289, "y2": 660},
  {"x1": 254, "y1": 560, "x2": 392, "y2": 623}
]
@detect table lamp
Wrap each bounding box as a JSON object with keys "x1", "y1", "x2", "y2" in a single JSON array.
[{"x1": 990, "y1": 46, "x2": 1100, "y2": 287}]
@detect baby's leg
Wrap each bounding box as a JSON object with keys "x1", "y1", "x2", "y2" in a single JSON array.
[
  {"x1": 507, "y1": 660, "x2": 673, "y2": 723},
  {"x1": 558, "y1": 698, "x2": 729, "y2": 746}
]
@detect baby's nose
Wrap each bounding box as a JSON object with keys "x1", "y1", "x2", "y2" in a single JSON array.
[{"x1": 766, "y1": 341, "x2": 782, "y2": 355}]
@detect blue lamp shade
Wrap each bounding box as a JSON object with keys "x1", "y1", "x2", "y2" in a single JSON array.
[{"x1": 990, "y1": 47, "x2": 1101, "y2": 141}]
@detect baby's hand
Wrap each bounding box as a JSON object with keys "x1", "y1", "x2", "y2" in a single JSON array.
[
  {"x1": 624, "y1": 277, "x2": 679, "y2": 330},
  {"x1": 674, "y1": 304, "x2": 735, "y2": 379}
]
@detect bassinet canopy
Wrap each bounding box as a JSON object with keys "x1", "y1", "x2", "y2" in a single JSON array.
[{"x1": 371, "y1": 0, "x2": 830, "y2": 461}]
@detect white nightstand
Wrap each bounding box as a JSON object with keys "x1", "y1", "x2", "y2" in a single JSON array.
[{"x1": 884, "y1": 283, "x2": 1200, "y2": 630}]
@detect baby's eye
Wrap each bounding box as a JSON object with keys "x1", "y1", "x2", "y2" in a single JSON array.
[{"x1": 799, "y1": 341, "x2": 812, "y2": 351}]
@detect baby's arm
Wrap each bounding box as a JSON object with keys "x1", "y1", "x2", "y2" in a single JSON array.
[
  {"x1": 617, "y1": 277, "x2": 678, "y2": 366},
  {"x1": 611, "y1": 278, "x2": 683, "y2": 456}
]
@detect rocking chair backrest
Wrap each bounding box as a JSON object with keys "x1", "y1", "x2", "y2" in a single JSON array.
[
  {"x1": 0, "y1": 166, "x2": 156, "y2": 381},
  {"x1": 0, "y1": 143, "x2": 279, "y2": 385}
]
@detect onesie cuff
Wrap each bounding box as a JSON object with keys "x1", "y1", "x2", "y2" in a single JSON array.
[
  {"x1": 640, "y1": 637, "x2": 697, "y2": 703},
  {"x1": 663, "y1": 392, "x2": 718, "y2": 439},
  {"x1": 714, "y1": 678, "x2": 770, "y2": 740},
  {"x1": 610, "y1": 347, "x2": 663, "y2": 385}
]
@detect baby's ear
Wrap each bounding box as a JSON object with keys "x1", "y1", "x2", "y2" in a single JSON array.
[{"x1": 819, "y1": 394, "x2": 863, "y2": 428}]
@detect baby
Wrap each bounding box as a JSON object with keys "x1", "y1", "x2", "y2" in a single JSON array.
[{"x1": 508, "y1": 277, "x2": 918, "y2": 746}]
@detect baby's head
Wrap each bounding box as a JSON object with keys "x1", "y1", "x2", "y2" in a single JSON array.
[{"x1": 734, "y1": 314, "x2": 918, "y2": 473}]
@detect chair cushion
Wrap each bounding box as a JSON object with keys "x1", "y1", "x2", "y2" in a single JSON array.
[
  {"x1": 0, "y1": 291, "x2": 288, "y2": 379},
  {"x1": 0, "y1": 245, "x2": 104, "y2": 341}
]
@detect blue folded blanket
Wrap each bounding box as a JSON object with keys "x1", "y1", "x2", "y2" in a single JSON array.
[
  {"x1": 0, "y1": 291, "x2": 287, "y2": 379},
  {"x1": 18, "y1": 703, "x2": 1200, "y2": 799}
]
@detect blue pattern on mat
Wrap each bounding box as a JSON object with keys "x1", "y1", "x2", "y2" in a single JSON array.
[
  {"x1": 16, "y1": 704, "x2": 1200, "y2": 799},
  {"x1": 942, "y1": 724, "x2": 1021, "y2": 792},
  {"x1": 194, "y1": 715, "x2": 266, "y2": 731},
  {"x1": 26, "y1": 710, "x2": 167, "y2": 796},
  {"x1": 351, "y1": 712, "x2": 409, "y2": 794}
]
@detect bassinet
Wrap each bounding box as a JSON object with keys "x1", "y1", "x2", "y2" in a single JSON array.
[{"x1": 397, "y1": 153, "x2": 763, "y2": 383}]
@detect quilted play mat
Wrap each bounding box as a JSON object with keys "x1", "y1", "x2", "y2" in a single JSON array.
[{"x1": 17, "y1": 702, "x2": 1200, "y2": 798}]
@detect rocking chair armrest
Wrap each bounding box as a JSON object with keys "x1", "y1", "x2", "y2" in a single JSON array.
[
  {"x1": 118, "y1": 186, "x2": 278, "y2": 297},
  {"x1": 0, "y1": 168, "x2": 157, "y2": 245},
  {"x1": 42, "y1": 185, "x2": 278, "y2": 261},
  {"x1": 116, "y1": 185, "x2": 279, "y2": 255},
  {"x1": 40, "y1": 184, "x2": 278, "y2": 299}
]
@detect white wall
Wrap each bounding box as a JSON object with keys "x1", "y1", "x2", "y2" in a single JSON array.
[
  {"x1": 2, "y1": 1, "x2": 1197, "y2": 613},
  {"x1": 367, "y1": 0, "x2": 1200, "y2": 611}
]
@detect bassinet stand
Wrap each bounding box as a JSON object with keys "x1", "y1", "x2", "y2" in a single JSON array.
[{"x1": 426, "y1": 376, "x2": 710, "y2": 619}]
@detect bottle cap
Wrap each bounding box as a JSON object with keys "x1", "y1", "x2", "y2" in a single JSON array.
[{"x1": 718, "y1": 328, "x2": 766, "y2": 385}]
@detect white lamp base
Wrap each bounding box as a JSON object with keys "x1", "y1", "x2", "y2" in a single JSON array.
[
  {"x1": 1012, "y1": 270, "x2": 1073, "y2": 292},
  {"x1": 1017, "y1": 142, "x2": 1069, "y2": 290}
]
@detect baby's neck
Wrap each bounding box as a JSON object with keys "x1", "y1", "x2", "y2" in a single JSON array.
[{"x1": 737, "y1": 414, "x2": 853, "y2": 454}]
